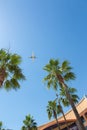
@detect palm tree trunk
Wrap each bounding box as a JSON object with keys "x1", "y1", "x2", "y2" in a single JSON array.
[
  {"x1": 63, "y1": 83, "x2": 85, "y2": 130},
  {"x1": 53, "y1": 110, "x2": 61, "y2": 130},
  {"x1": 59, "y1": 102, "x2": 70, "y2": 130}
]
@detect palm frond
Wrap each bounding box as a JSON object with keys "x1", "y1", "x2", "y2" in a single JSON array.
[
  {"x1": 10, "y1": 54, "x2": 22, "y2": 65},
  {"x1": 71, "y1": 94, "x2": 79, "y2": 103},
  {"x1": 10, "y1": 78, "x2": 20, "y2": 89},
  {"x1": 4, "y1": 80, "x2": 12, "y2": 90},
  {"x1": 43, "y1": 64, "x2": 52, "y2": 72},
  {"x1": 61, "y1": 98, "x2": 70, "y2": 107},
  {"x1": 64, "y1": 72, "x2": 76, "y2": 81},
  {"x1": 49, "y1": 59, "x2": 59, "y2": 66},
  {"x1": 68, "y1": 87, "x2": 77, "y2": 93},
  {"x1": 43, "y1": 74, "x2": 52, "y2": 81},
  {"x1": 62, "y1": 60, "x2": 71, "y2": 70},
  {"x1": 60, "y1": 86, "x2": 79, "y2": 106}
]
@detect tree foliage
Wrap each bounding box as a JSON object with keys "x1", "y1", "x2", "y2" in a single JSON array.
[
  {"x1": 0, "y1": 49, "x2": 25, "y2": 90},
  {"x1": 43, "y1": 58, "x2": 85, "y2": 130},
  {"x1": 21, "y1": 114, "x2": 37, "y2": 130}
]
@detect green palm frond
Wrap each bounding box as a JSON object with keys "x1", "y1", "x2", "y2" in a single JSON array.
[
  {"x1": 47, "y1": 80, "x2": 53, "y2": 89},
  {"x1": 60, "y1": 86, "x2": 79, "y2": 106},
  {"x1": 10, "y1": 78, "x2": 20, "y2": 89},
  {"x1": 43, "y1": 64, "x2": 52, "y2": 72},
  {"x1": 10, "y1": 54, "x2": 22, "y2": 65},
  {"x1": 4, "y1": 80, "x2": 12, "y2": 90},
  {"x1": 52, "y1": 81, "x2": 58, "y2": 90},
  {"x1": 61, "y1": 98, "x2": 70, "y2": 107},
  {"x1": 47, "y1": 79, "x2": 58, "y2": 90},
  {"x1": 64, "y1": 72, "x2": 76, "y2": 81},
  {"x1": 43, "y1": 74, "x2": 52, "y2": 81},
  {"x1": 0, "y1": 49, "x2": 7, "y2": 59},
  {"x1": 43, "y1": 59, "x2": 59, "y2": 72},
  {"x1": 8, "y1": 65, "x2": 25, "y2": 80},
  {"x1": 71, "y1": 94, "x2": 79, "y2": 103},
  {"x1": 68, "y1": 87, "x2": 77, "y2": 93},
  {"x1": 49, "y1": 59, "x2": 59, "y2": 67},
  {"x1": 47, "y1": 110, "x2": 52, "y2": 120},
  {"x1": 62, "y1": 60, "x2": 72, "y2": 71}
]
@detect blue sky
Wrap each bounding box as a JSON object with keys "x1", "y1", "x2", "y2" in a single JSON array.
[{"x1": 0, "y1": 0, "x2": 87, "y2": 129}]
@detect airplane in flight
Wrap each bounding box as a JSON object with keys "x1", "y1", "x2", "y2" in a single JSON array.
[{"x1": 29, "y1": 52, "x2": 37, "y2": 61}]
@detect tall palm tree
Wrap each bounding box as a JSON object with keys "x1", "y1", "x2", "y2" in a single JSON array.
[
  {"x1": 55, "y1": 95, "x2": 70, "y2": 130},
  {"x1": 21, "y1": 114, "x2": 37, "y2": 130},
  {"x1": 43, "y1": 59, "x2": 85, "y2": 130},
  {"x1": 0, "y1": 49, "x2": 25, "y2": 90},
  {"x1": 55, "y1": 87, "x2": 79, "y2": 130},
  {"x1": 47, "y1": 101, "x2": 61, "y2": 130}
]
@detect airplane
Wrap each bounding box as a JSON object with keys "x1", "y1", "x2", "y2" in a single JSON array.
[{"x1": 29, "y1": 52, "x2": 37, "y2": 60}]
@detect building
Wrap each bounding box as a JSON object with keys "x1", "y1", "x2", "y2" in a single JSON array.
[{"x1": 38, "y1": 96, "x2": 87, "y2": 130}]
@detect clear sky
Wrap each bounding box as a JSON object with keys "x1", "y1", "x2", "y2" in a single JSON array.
[{"x1": 0, "y1": 0, "x2": 87, "y2": 129}]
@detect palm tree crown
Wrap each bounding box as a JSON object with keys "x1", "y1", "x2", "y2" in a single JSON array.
[
  {"x1": 47, "y1": 101, "x2": 60, "y2": 120},
  {"x1": 47, "y1": 101, "x2": 61, "y2": 130},
  {"x1": 21, "y1": 114, "x2": 37, "y2": 130},
  {"x1": 43, "y1": 59, "x2": 75, "y2": 90},
  {"x1": 0, "y1": 49, "x2": 25, "y2": 90}
]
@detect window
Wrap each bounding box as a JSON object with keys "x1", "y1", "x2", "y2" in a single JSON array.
[{"x1": 80, "y1": 116, "x2": 85, "y2": 123}]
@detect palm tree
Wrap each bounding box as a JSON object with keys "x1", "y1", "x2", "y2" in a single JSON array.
[
  {"x1": 43, "y1": 59, "x2": 85, "y2": 130},
  {"x1": 55, "y1": 96, "x2": 70, "y2": 130},
  {"x1": 55, "y1": 87, "x2": 79, "y2": 130},
  {"x1": 47, "y1": 101, "x2": 61, "y2": 130},
  {"x1": 0, "y1": 49, "x2": 25, "y2": 90},
  {"x1": 21, "y1": 114, "x2": 37, "y2": 130}
]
